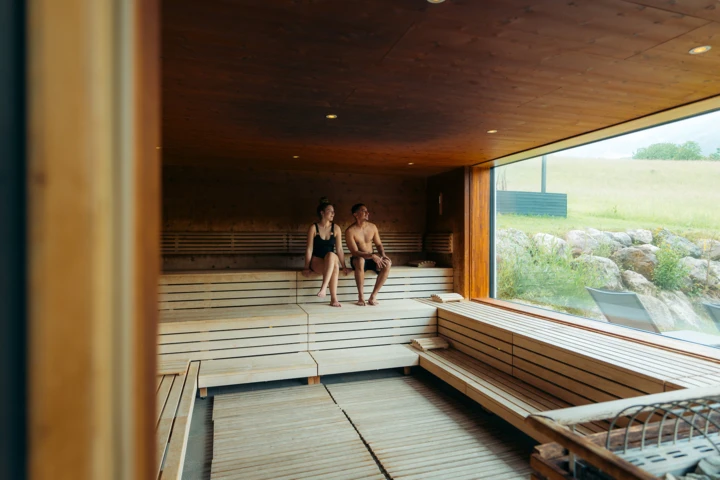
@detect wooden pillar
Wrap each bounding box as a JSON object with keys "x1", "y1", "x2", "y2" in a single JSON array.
[
  {"x1": 27, "y1": 0, "x2": 159, "y2": 479},
  {"x1": 469, "y1": 165, "x2": 492, "y2": 299}
]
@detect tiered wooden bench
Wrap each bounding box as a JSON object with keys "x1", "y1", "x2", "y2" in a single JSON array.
[
  {"x1": 157, "y1": 268, "x2": 453, "y2": 395},
  {"x1": 159, "y1": 270, "x2": 297, "y2": 311},
  {"x1": 296, "y1": 266, "x2": 453, "y2": 304},
  {"x1": 158, "y1": 304, "x2": 314, "y2": 397},
  {"x1": 301, "y1": 299, "x2": 435, "y2": 376},
  {"x1": 411, "y1": 301, "x2": 720, "y2": 442},
  {"x1": 156, "y1": 361, "x2": 199, "y2": 480}
]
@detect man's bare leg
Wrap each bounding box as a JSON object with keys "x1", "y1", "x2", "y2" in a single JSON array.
[
  {"x1": 368, "y1": 260, "x2": 391, "y2": 306},
  {"x1": 352, "y1": 257, "x2": 366, "y2": 306}
]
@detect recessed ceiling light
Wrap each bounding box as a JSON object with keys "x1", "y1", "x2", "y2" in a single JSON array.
[
  {"x1": 427, "y1": 0, "x2": 445, "y2": 3},
  {"x1": 293, "y1": 155, "x2": 299, "y2": 159},
  {"x1": 326, "y1": 114, "x2": 337, "y2": 119},
  {"x1": 487, "y1": 129, "x2": 498, "y2": 134},
  {"x1": 408, "y1": 162, "x2": 415, "y2": 165},
  {"x1": 689, "y1": 45, "x2": 712, "y2": 55}
]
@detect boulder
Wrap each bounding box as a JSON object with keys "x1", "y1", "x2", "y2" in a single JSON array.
[
  {"x1": 496, "y1": 229, "x2": 531, "y2": 264},
  {"x1": 611, "y1": 246, "x2": 658, "y2": 280},
  {"x1": 576, "y1": 255, "x2": 623, "y2": 291},
  {"x1": 626, "y1": 229, "x2": 653, "y2": 245},
  {"x1": 657, "y1": 291, "x2": 704, "y2": 330},
  {"x1": 697, "y1": 239, "x2": 720, "y2": 261},
  {"x1": 680, "y1": 257, "x2": 720, "y2": 290},
  {"x1": 637, "y1": 294, "x2": 677, "y2": 331},
  {"x1": 656, "y1": 229, "x2": 702, "y2": 258},
  {"x1": 604, "y1": 231, "x2": 632, "y2": 247},
  {"x1": 621, "y1": 270, "x2": 656, "y2": 296},
  {"x1": 533, "y1": 233, "x2": 568, "y2": 256},
  {"x1": 565, "y1": 230, "x2": 600, "y2": 257}
]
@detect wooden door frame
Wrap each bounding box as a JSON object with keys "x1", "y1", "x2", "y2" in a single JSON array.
[{"x1": 27, "y1": 1, "x2": 159, "y2": 479}]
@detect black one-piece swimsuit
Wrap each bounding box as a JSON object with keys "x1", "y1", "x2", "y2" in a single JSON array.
[{"x1": 311, "y1": 223, "x2": 335, "y2": 270}]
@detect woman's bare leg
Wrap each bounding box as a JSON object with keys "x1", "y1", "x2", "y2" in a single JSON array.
[
  {"x1": 310, "y1": 257, "x2": 327, "y2": 297},
  {"x1": 326, "y1": 252, "x2": 341, "y2": 307}
]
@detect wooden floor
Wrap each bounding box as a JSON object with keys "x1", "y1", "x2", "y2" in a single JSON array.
[
  {"x1": 210, "y1": 384, "x2": 385, "y2": 480},
  {"x1": 328, "y1": 377, "x2": 533, "y2": 480},
  {"x1": 208, "y1": 375, "x2": 533, "y2": 479}
]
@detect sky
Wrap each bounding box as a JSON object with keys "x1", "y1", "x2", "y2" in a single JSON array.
[{"x1": 555, "y1": 109, "x2": 720, "y2": 159}]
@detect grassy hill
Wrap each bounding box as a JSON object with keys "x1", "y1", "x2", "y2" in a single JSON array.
[{"x1": 496, "y1": 156, "x2": 720, "y2": 240}]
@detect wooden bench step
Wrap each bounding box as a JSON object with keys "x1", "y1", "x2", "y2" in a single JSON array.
[
  {"x1": 310, "y1": 345, "x2": 419, "y2": 376},
  {"x1": 413, "y1": 346, "x2": 603, "y2": 443},
  {"x1": 157, "y1": 361, "x2": 199, "y2": 480},
  {"x1": 199, "y1": 352, "x2": 318, "y2": 389}
]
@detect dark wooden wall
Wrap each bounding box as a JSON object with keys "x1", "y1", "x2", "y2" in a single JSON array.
[
  {"x1": 426, "y1": 167, "x2": 468, "y2": 296},
  {"x1": 162, "y1": 165, "x2": 427, "y2": 270}
]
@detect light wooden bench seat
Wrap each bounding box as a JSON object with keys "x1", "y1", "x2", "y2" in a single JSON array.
[
  {"x1": 311, "y1": 345, "x2": 419, "y2": 376},
  {"x1": 296, "y1": 266, "x2": 454, "y2": 304},
  {"x1": 412, "y1": 347, "x2": 605, "y2": 443},
  {"x1": 159, "y1": 270, "x2": 297, "y2": 310},
  {"x1": 301, "y1": 299, "x2": 437, "y2": 351},
  {"x1": 198, "y1": 352, "x2": 318, "y2": 397},
  {"x1": 158, "y1": 304, "x2": 309, "y2": 363},
  {"x1": 156, "y1": 361, "x2": 199, "y2": 480}
]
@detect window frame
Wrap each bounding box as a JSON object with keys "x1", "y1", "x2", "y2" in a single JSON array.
[{"x1": 471, "y1": 95, "x2": 720, "y2": 363}]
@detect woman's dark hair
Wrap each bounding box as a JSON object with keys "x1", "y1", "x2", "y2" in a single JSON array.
[{"x1": 316, "y1": 197, "x2": 333, "y2": 218}]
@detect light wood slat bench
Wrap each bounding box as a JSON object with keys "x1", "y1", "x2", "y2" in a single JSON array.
[
  {"x1": 159, "y1": 270, "x2": 297, "y2": 311},
  {"x1": 410, "y1": 301, "x2": 720, "y2": 442},
  {"x1": 311, "y1": 345, "x2": 419, "y2": 376},
  {"x1": 199, "y1": 352, "x2": 318, "y2": 396},
  {"x1": 432, "y1": 301, "x2": 720, "y2": 398},
  {"x1": 296, "y1": 266, "x2": 453, "y2": 304},
  {"x1": 158, "y1": 304, "x2": 309, "y2": 363},
  {"x1": 156, "y1": 361, "x2": 199, "y2": 480},
  {"x1": 410, "y1": 347, "x2": 604, "y2": 443},
  {"x1": 301, "y1": 299, "x2": 435, "y2": 377}
]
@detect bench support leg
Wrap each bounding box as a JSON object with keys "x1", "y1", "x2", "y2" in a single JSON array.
[
  {"x1": 199, "y1": 387, "x2": 207, "y2": 399},
  {"x1": 404, "y1": 366, "x2": 412, "y2": 376},
  {"x1": 308, "y1": 376, "x2": 321, "y2": 385}
]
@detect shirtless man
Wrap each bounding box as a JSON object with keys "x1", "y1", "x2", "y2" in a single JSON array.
[{"x1": 345, "y1": 203, "x2": 392, "y2": 306}]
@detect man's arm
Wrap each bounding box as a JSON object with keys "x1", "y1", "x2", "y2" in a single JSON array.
[
  {"x1": 372, "y1": 226, "x2": 388, "y2": 259},
  {"x1": 345, "y1": 228, "x2": 374, "y2": 260}
]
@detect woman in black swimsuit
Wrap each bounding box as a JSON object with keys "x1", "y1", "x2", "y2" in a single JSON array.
[{"x1": 302, "y1": 197, "x2": 350, "y2": 307}]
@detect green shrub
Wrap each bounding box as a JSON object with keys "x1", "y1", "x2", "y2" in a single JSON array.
[
  {"x1": 652, "y1": 242, "x2": 689, "y2": 290},
  {"x1": 496, "y1": 246, "x2": 606, "y2": 313}
]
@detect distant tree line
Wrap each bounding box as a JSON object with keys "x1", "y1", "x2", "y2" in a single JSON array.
[{"x1": 633, "y1": 141, "x2": 720, "y2": 160}]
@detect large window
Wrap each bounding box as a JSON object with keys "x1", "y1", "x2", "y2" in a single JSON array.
[{"x1": 493, "y1": 110, "x2": 720, "y2": 347}]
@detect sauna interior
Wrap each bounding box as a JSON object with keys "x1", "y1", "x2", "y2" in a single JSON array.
[{"x1": 12, "y1": 0, "x2": 720, "y2": 479}]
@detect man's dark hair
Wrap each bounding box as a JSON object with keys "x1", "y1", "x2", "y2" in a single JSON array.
[{"x1": 351, "y1": 203, "x2": 365, "y2": 214}]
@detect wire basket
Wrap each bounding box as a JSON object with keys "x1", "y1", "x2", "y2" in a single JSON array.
[{"x1": 527, "y1": 386, "x2": 720, "y2": 480}]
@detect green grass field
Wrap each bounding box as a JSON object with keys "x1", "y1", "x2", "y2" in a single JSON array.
[{"x1": 496, "y1": 157, "x2": 720, "y2": 240}]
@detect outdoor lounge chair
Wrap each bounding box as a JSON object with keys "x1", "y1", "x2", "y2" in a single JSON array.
[
  {"x1": 704, "y1": 303, "x2": 720, "y2": 330},
  {"x1": 585, "y1": 287, "x2": 660, "y2": 333}
]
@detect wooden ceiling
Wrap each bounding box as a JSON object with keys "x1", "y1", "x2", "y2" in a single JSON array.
[{"x1": 162, "y1": 0, "x2": 720, "y2": 175}]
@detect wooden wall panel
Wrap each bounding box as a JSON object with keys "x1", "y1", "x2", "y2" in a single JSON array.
[
  {"x1": 425, "y1": 167, "x2": 468, "y2": 296},
  {"x1": 162, "y1": 165, "x2": 426, "y2": 270}
]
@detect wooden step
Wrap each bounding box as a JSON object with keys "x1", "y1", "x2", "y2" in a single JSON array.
[
  {"x1": 310, "y1": 345, "x2": 419, "y2": 376},
  {"x1": 198, "y1": 352, "x2": 318, "y2": 389}
]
